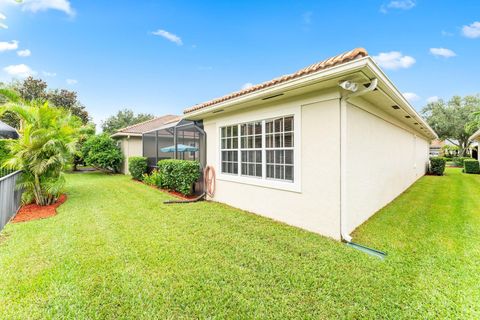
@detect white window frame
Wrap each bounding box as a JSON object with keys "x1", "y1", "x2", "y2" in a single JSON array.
[{"x1": 216, "y1": 105, "x2": 301, "y2": 193}]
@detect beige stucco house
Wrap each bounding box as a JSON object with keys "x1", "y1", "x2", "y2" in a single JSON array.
[
  {"x1": 112, "y1": 115, "x2": 179, "y2": 173},
  {"x1": 182, "y1": 48, "x2": 437, "y2": 241},
  {"x1": 469, "y1": 129, "x2": 480, "y2": 161}
]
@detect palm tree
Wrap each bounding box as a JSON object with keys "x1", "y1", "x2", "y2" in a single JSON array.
[{"x1": 0, "y1": 94, "x2": 82, "y2": 205}]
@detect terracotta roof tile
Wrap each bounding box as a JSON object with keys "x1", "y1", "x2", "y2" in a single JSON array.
[
  {"x1": 114, "y1": 115, "x2": 180, "y2": 135},
  {"x1": 184, "y1": 48, "x2": 368, "y2": 114}
]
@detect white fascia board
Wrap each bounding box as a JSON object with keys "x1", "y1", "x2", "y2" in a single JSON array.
[{"x1": 364, "y1": 59, "x2": 438, "y2": 140}]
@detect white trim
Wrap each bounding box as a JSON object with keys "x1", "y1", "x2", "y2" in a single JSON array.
[{"x1": 215, "y1": 105, "x2": 302, "y2": 193}]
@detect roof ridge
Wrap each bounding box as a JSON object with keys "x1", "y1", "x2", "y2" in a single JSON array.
[
  {"x1": 183, "y1": 48, "x2": 368, "y2": 114},
  {"x1": 117, "y1": 114, "x2": 177, "y2": 133}
]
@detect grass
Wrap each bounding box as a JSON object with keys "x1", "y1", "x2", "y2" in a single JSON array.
[{"x1": 0, "y1": 168, "x2": 479, "y2": 319}]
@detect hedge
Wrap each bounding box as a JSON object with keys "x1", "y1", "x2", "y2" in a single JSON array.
[
  {"x1": 452, "y1": 157, "x2": 472, "y2": 167},
  {"x1": 464, "y1": 159, "x2": 480, "y2": 174},
  {"x1": 128, "y1": 156, "x2": 148, "y2": 180},
  {"x1": 429, "y1": 157, "x2": 446, "y2": 176},
  {"x1": 157, "y1": 159, "x2": 200, "y2": 195}
]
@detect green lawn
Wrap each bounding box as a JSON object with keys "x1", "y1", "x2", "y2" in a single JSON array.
[{"x1": 0, "y1": 168, "x2": 479, "y2": 319}]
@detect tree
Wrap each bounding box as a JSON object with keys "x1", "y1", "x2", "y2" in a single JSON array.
[
  {"x1": 48, "y1": 89, "x2": 90, "y2": 124},
  {"x1": 82, "y1": 134, "x2": 123, "y2": 173},
  {"x1": 101, "y1": 108, "x2": 154, "y2": 135},
  {"x1": 73, "y1": 123, "x2": 95, "y2": 171},
  {"x1": 422, "y1": 95, "x2": 480, "y2": 156},
  {"x1": 0, "y1": 85, "x2": 21, "y2": 128},
  {"x1": 0, "y1": 99, "x2": 83, "y2": 205},
  {"x1": 16, "y1": 76, "x2": 48, "y2": 102}
]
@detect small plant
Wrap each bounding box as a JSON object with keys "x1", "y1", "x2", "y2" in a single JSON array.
[
  {"x1": 157, "y1": 159, "x2": 200, "y2": 195},
  {"x1": 429, "y1": 157, "x2": 446, "y2": 176},
  {"x1": 129, "y1": 156, "x2": 148, "y2": 180},
  {"x1": 142, "y1": 169, "x2": 162, "y2": 186},
  {"x1": 82, "y1": 134, "x2": 123, "y2": 173},
  {"x1": 464, "y1": 159, "x2": 480, "y2": 174}
]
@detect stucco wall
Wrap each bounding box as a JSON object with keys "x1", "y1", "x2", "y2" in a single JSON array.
[
  {"x1": 345, "y1": 99, "x2": 430, "y2": 234},
  {"x1": 117, "y1": 136, "x2": 143, "y2": 174},
  {"x1": 202, "y1": 91, "x2": 430, "y2": 240},
  {"x1": 204, "y1": 91, "x2": 342, "y2": 239}
]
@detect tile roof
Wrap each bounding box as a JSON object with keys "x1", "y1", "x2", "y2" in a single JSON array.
[
  {"x1": 184, "y1": 48, "x2": 368, "y2": 114},
  {"x1": 113, "y1": 114, "x2": 180, "y2": 135}
]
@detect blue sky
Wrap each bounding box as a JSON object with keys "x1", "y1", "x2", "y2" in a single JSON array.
[{"x1": 0, "y1": 0, "x2": 479, "y2": 127}]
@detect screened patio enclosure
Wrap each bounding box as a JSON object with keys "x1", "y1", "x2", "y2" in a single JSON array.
[{"x1": 142, "y1": 119, "x2": 206, "y2": 194}]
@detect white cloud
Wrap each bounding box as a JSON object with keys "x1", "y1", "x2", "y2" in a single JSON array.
[
  {"x1": 241, "y1": 82, "x2": 253, "y2": 90},
  {"x1": 3, "y1": 64, "x2": 36, "y2": 78},
  {"x1": 429, "y1": 48, "x2": 456, "y2": 58},
  {"x1": 42, "y1": 71, "x2": 56, "y2": 77},
  {"x1": 151, "y1": 29, "x2": 183, "y2": 45},
  {"x1": 0, "y1": 40, "x2": 18, "y2": 52},
  {"x1": 11, "y1": 0, "x2": 76, "y2": 16},
  {"x1": 372, "y1": 51, "x2": 416, "y2": 70},
  {"x1": 0, "y1": 23, "x2": 7, "y2": 29},
  {"x1": 66, "y1": 78, "x2": 77, "y2": 85},
  {"x1": 462, "y1": 21, "x2": 480, "y2": 38},
  {"x1": 381, "y1": 0, "x2": 415, "y2": 13},
  {"x1": 0, "y1": 12, "x2": 6, "y2": 20},
  {"x1": 427, "y1": 96, "x2": 439, "y2": 103},
  {"x1": 403, "y1": 92, "x2": 420, "y2": 102},
  {"x1": 17, "y1": 49, "x2": 31, "y2": 57}
]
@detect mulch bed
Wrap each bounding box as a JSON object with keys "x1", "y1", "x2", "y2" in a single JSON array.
[
  {"x1": 133, "y1": 180, "x2": 197, "y2": 200},
  {"x1": 12, "y1": 194, "x2": 67, "y2": 223}
]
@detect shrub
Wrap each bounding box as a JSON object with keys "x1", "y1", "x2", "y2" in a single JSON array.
[
  {"x1": 142, "y1": 169, "x2": 162, "y2": 186},
  {"x1": 429, "y1": 157, "x2": 446, "y2": 176},
  {"x1": 157, "y1": 159, "x2": 200, "y2": 195},
  {"x1": 129, "y1": 156, "x2": 148, "y2": 180},
  {"x1": 452, "y1": 157, "x2": 472, "y2": 167},
  {"x1": 0, "y1": 139, "x2": 8, "y2": 166},
  {"x1": 82, "y1": 134, "x2": 123, "y2": 173},
  {"x1": 464, "y1": 159, "x2": 480, "y2": 174}
]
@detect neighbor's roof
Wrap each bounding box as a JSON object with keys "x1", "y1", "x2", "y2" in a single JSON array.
[
  {"x1": 469, "y1": 128, "x2": 480, "y2": 141},
  {"x1": 111, "y1": 115, "x2": 180, "y2": 138},
  {"x1": 183, "y1": 48, "x2": 368, "y2": 114}
]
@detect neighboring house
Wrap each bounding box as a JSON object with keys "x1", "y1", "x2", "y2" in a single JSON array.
[
  {"x1": 182, "y1": 48, "x2": 437, "y2": 240},
  {"x1": 429, "y1": 139, "x2": 444, "y2": 156},
  {"x1": 469, "y1": 129, "x2": 480, "y2": 161},
  {"x1": 112, "y1": 115, "x2": 179, "y2": 173}
]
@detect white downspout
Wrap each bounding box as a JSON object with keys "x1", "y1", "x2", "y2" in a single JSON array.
[{"x1": 340, "y1": 79, "x2": 378, "y2": 242}]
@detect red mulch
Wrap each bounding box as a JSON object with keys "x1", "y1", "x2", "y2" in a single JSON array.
[
  {"x1": 12, "y1": 194, "x2": 67, "y2": 223},
  {"x1": 133, "y1": 179, "x2": 197, "y2": 200},
  {"x1": 161, "y1": 189, "x2": 197, "y2": 200}
]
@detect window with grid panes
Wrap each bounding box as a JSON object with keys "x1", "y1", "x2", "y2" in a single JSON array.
[
  {"x1": 220, "y1": 125, "x2": 238, "y2": 174},
  {"x1": 240, "y1": 121, "x2": 262, "y2": 177},
  {"x1": 220, "y1": 115, "x2": 294, "y2": 183},
  {"x1": 265, "y1": 116, "x2": 294, "y2": 181}
]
